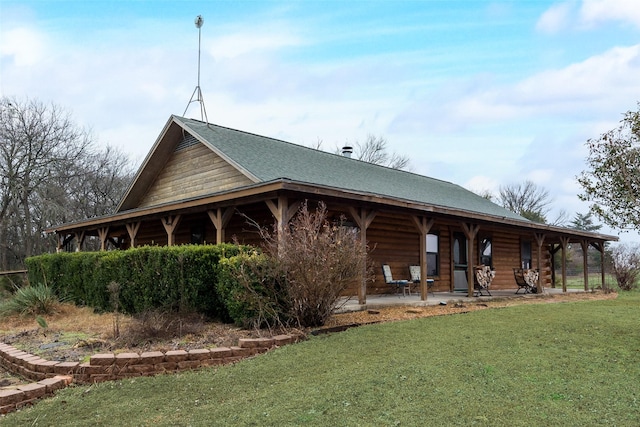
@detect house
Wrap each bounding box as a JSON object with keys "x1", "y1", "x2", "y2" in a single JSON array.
[{"x1": 48, "y1": 115, "x2": 618, "y2": 303}]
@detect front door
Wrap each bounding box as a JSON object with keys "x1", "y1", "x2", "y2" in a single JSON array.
[{"x1": 453, "y1": 233, "x2": 468, "y2": 291}]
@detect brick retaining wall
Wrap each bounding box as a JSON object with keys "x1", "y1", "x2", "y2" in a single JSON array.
[{"x1": 0, "y1": 334, "x2": 302, "y2": 414}]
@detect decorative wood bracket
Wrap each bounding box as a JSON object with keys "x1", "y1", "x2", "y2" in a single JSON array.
[
  {"x1": 161, "y1": 215, "x2": 182, "y2": 246},
  {"x1": 208, "y1": 208, "x2": 235, "y2": 244}
]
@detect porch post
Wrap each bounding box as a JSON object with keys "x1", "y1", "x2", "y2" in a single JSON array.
[
  {"x1": 462, "y1": 223, "x2": 479, "y2": 297},
  {"x1": 265, "y1": 197, "x2": 301, "y2": 244},
  {"x1": 581, "y1": 240, "x2": 589, "y2": 291},
  {"x1": 534, "y1": 233, "x2": 545, "y2": 293},
  {"x1": 592, "y1": 241, "x2": 607, "y2": 291},
  {"x1": 126, "y1": 222, "x2": 141, "y2": 249},
  {"x1": 208, "y1": 208, "x2": 235, "y2": 244},
  {"x1": 549, "y1": 244, "x2": 561, "y2": 288},
  {"x1": 76, "y1": 231, "x2": 86, "y2": 252},
  {"x1": 412, "y1": 216, "x2": 434, "y2": 301},
  {"x1": 349, "y1": 207, "x2": 377, "y2": 305},
  {"x1": 161, "y1": 215, "x2": 182, "y2": 247},
  {"x1": 559, "y1": 236, "x2": 570, "y2": 292},
  {"x1": 97, "y1": 227, "x2": 110, "y2": 251}
]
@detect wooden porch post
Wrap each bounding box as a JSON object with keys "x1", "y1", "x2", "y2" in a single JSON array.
[
  {"x1": 534, "y1": 233, "x2": 545, "y2": 293},
  {"x1": 161, "y1": 215, "x2": 182, "y2": 247},
  {"x1": 559, "y1": 236, "x2": 570, "y2": 292},
  {"x1": 549, "y1": 244, "x2": 561, "y2": 288},
  {"x1": 592, "y1": 241, "x2": 607, "y2": 291},
  {"x1": 75, "y1": 231, "x2": 86, "y2": 252},
  {"x1": 126, "y1": 222, "x2": 141, "y2": 249},
  {"x1": 265, "y1": 197, "x2": 302, "y2": 242},
  {"x1": 462, "y1": 223, "x2": 479, "y2": 297},
  {"x1": 349, "y1": 207, "x2": 377, "y2": 305},
  {"x1": 97, "y1": 227, "x2": 110, "y2": 251},
  {"x1": 411, "y1": 215, "x2": 434, "y2": 301},
  {"x1": 581, "y1": 240, "x2": 589, "y2": 291},
  {"x1": 207, "y1": 208, "x2": 234, "y2": 244}
]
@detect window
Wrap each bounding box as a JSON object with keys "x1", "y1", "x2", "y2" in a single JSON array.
[
  {"x1": 521, "y1": 240, "x2": 532, "y2": 269},
  {"x1": 427, "y1": 233, "x2": 439, "y2": 276},
  {"x1": 191, "y1": 223, "x2": 205, "y2": 245},
  {"x1": 479, "y1": 237, "x2": 492, "y2": 267}
]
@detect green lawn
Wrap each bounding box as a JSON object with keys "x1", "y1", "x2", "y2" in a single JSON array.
[{"x1": 5, "y1": 292, "x2": 640, "y2": 426}]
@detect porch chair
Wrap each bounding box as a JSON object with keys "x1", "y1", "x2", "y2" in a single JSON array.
[
  {"x1": 513, "y1": 268, "x2": 536, "y2": 294},
  {"x1": 473, "y1": 265, "x2": 494, "y2": 296},
  {"x1": 381, "y1": 264, "x2": 410, "y2": 296},
  {"x1": 408, "y1": 265, "x2": 435, "y2": 295}
]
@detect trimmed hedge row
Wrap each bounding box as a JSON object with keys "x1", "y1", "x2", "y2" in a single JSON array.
[{"x1": 25, "y1": 244, "x2": 245, "y2": 318}]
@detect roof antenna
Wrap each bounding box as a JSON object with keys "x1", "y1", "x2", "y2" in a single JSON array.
[{"x1": 183, "y1": 15, "x2": 209, "y2": 123}]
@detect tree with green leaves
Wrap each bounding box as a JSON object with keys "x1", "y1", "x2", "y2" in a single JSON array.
[{"x1": 578, "y1": 103, "x2": 640, "y2": 232}]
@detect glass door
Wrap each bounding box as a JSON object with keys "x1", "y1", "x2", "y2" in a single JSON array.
[{"x1": 453, "y1": 233, "x2": 468, "y2": 291}]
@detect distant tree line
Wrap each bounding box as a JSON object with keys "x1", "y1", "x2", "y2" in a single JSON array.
[{"x1": 0, "y1": 97, "x2": 134, "y2": 270}]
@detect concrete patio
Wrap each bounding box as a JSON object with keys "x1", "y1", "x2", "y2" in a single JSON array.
[{"x1": 336, "y1": 287, "x2": 586, "y2": 313}]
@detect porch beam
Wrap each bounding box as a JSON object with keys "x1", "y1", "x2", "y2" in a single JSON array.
[
  {"x1": 349, "y1": 207, "x2": 377, "y2": 305},
  {"x1": 461, "y1": 222, "x2": 479, "y2": 297},
  {"x1": 207, "y1": 208, "x2": 235, "y2": 244},
  {"x1": 126, "y1": 222, "x2": 141, "y2": 248},
  {"x1": 161, "y1": 215, "x2": 182, "y2": 247},
  {"x1": 411, "y1": 216, "x2": 434, "y2": 301}
]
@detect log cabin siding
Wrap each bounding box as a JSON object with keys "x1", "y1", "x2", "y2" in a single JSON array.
[{"x1": 138, "y1": 143, "x2": 254, "y2": 208}]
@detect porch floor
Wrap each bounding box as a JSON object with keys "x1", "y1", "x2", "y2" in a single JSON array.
[{"x1": 336, "y1": 287, "x2": 586, "y2": 313}]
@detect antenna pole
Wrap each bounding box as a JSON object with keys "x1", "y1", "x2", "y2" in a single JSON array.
[{"x1": 183, "y1": 15, "x2": 209, "y2": 123}]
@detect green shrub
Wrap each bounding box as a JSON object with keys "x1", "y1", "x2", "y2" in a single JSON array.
[
  {"x1": 0, "y1": 283, "x2": 60, "y2": 316},
  {"x1": 25, "y1": 244, "x2": 245, "y2": 317},
  {"x1": 217, "y1": 250, "x2": 289, "y2": 328}
]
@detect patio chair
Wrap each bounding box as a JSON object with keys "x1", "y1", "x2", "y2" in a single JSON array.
[
  {"x1": 408, "y1": 265, "x2": 435, "y2": 295},
  {"x1": 474, "y1": 265, "x2": 494, "y2": 296},
  {"x1": 513, "y1": 268, "x2": 534, "y2": 294},
  {"x1": 381, "y1": 264, "x2": 410, "y2": 296}
]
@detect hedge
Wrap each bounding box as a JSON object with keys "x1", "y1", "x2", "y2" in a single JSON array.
[{"x1": 25, "y1": 244, "x2": 245, "y2": 318}]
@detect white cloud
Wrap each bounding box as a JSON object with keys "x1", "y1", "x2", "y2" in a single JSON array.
[
  {"x1": 579, "y1": 0, "x2": 640, "y2": 29},
  {"x1": 0, "y1": 27, "x2": 47, "y2": 67},
  {"x1": 536, "y1": 2, "x2": 575, "y2": 34}
]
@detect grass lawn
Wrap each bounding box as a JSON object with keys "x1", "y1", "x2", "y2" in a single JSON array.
[{"x1": 4, "y1": 291, "x2": 640, "y2": 426}]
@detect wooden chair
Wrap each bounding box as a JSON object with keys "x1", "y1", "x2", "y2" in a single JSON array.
[
  {"x1": 408, "y1": 265, "x2": 435, "y2": 295},
  {"x1": 474, "y1": 265, "x2": 494, "y2": 296},
  {"x1": 381, "y1": 264, "x2": 410, "y2": 296},
  {"x1": 513, "y1": 268, "x2": 534, "y2": 294}
]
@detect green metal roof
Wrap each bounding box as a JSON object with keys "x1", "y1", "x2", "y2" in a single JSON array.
[{"x1": 176, "y1": 116, "x2": 527, "y2": 221}]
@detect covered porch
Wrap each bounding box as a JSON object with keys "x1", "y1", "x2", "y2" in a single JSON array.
[{"x1": 337, "y1": 287, "x2": 599, "y2": 313}]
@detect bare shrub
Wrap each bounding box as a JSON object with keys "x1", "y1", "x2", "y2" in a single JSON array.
[
  {"x1": 116, "y1": 309, "x2": 206, "y2": 347},
  {"x1": 272, "y1": 202, "x2": 369, "y2": 327},
  {"x1": 230, "y1": 201, "x2": 370, "y2": 328},
  {"x1": 607, "y1": 244, "x2": 640, "y2": 291}
]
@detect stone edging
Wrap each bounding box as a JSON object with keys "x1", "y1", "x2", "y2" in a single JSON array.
[{"x1": 0, "y1": 334, "x2": 302, "y2": 415}]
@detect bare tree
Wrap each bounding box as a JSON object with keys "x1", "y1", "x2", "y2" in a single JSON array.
[
  {"x1": 497, "y1": 181, "x2": 553, "y2": 223},
  {"x1": 0, "y1": 97, "x2": 133, "y2": 269},
  {"x1": 326, "y1": 134, "x2": 410, "y2": 170}
]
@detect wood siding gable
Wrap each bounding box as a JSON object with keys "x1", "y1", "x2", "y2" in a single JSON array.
[{"x1": 137, "y1": 141, "x2": 254, "y2": 209}]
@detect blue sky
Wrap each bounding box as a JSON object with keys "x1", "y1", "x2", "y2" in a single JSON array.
[{"x1": 2, "y1": 0, "x2": 640, "y2": 242}]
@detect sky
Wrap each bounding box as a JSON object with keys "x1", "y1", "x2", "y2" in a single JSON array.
[{"x1": 1, "y1": 0, "x2": 640, "y2": 243}]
